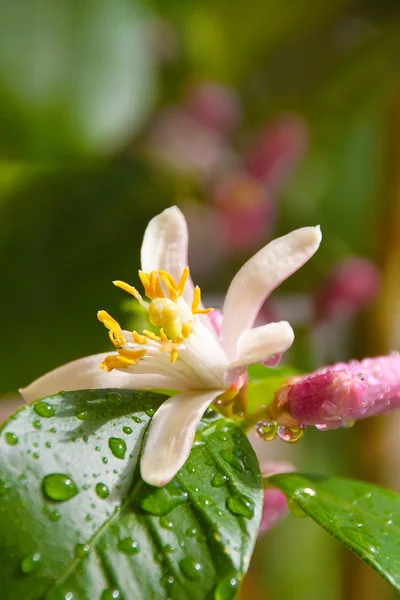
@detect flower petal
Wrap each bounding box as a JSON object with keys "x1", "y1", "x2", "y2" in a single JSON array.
[
  {"x1": 224, "y1": 321, "x2": 294, "y2": 384},
  {"x1": 141, "y1": 206, "x2": 194, "y2": 302},
  {"x1": 140, "y1": 390, "x2": 221, "y2": 487},
  {"x1": 221, "y1": 226, "x2": 321, "y2": 358},
  {"x1": 19, "y1": 353, "x2": 182, "y2": 402}
]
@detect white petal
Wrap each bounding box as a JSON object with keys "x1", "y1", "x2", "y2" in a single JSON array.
[
  {"x1": 141, "y1": 206, "x2": 194, "y2": 302},
  {"x1": 140, "y1": 390, "x2": 221, "y2": 487},
  {"x1": 19, "y1": 353, "x2": 183, "y2": 402},
  {"x1": 224, "y1": 321, "x2": 294, "y2": 384},
  {"x1": 221, "y1": 226, "x2": 321, "y2": 358}
]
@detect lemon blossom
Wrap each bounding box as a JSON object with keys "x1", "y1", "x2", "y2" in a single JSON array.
[{"x1": 20, "y1": 207, "x2": 321, "y2": 487}]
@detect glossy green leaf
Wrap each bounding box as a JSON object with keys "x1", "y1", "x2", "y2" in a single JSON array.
[
  {"x1": 0, "y1": 389, "x2": 262, "y2": 599},
  {"x1": 268, "y1": 472, "x2": 400, "y2": 592},
  {"x1": 246, "y1": 364, "x2": 301, "y2": 414}
]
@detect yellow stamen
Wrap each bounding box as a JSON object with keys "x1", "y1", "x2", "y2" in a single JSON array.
[
  {"x1": 113, "y1": 280, "x2": 144, "y2": 303},
  {"x1": 148, "y1": 270, "x2": 164, "y2": 299},
  {"x1": 138, "y1": 271, "x2": 151, "y2": 298},
  {"x1": 171, "y1": 348, "x2": 179, "y2": 364},
  {"x1": 100, "y1": 354, "x2": 137, "y2": 372},
  {"x1": 158, "y1": 272, "x2": 177, "y2": 301},
  {"x1": 132, "y1": 331, "x2": 148, "y2": 345},
  {"x1": 143, "y1": 329, "x2": 161, "y2": 342},
  {"x1": 176, "y1": 267, "x2": 190, "y2": 297},
  {"x1": 97, "y1": 310, "x2": 126, "y2": 347},
  {"x1": 159, "y1": 328, "x2": 168, "y2": 342},
  {"x1": 118, "y1": 348, "x2": 147, "y2": 361},
  {"x1": 182, "y1": 321, "x2": 193, "y2": 338},
  {"x1": 192, "y1": 286, "x2": 213, "y2": 315}
]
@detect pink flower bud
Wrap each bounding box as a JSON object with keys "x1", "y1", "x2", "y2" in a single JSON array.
[
  {"x1": 185, "y1": 82, "x2": 241, "y2": 134},
  {"x1": 212, "y1": 172, "x2": 275, "y2": 251},
  {"x1": 315, "y1": 257, "x2": 381, "y2": 322},
  {"x1": 245, "y1": 115, "x2": 309, "y2": 188},
  {"x1": 272, "y1": 353, "x2": 400, "y2": 429},
  {"x1": 258, "y1": 461, "x2": 294, "y2": 537}
]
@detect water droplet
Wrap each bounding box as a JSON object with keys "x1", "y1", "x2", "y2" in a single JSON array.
[
  {"x1": 160, "y1": 516, "x2": 173, "y2": 529},
  {"x1": 186, "y1": 527, "x2": 197, "y2": 537},
  {"x1": 75, "y1": 544, "x2": 90, "y2": 558},
  {"x1": 118, "y1": 537, "x2": 140, "y2": 555},
  {"x1": 101, "y1": 590, "x2": 120, "y2": 600},
  {"x1": 277, "y1": 426, "x2": 305, "y2": 443},
  {"x1": 132, "y1": 416, "x2": 143, "y2": 423},
  {"x1": 211, "y1": 473, "x2": 228, "y2": 487},
  {"x1": 75, "y1": 409, "x2": 89, "y2": 420},
  {"x1": 144, "y1": 406, "x2": 155, "y2": 417},
  {"x1": 161, "y1": 574, "x2": 174, "y2": 586},
  {"x1": 42, "y1": 474, "x2": 79, "y2": 501},
  {"x1": 108, "y1": 437, "x2": 127, "y2": 459},
  {"x1": 256, "y1": 421, "x2": 278, "y2": 441},
  {"x1": 34, "y1": 402, "x2": 55, "y2": 418},
  {"x1": 21, "y1": 552, "x2": 41, "y2": 573},
  {"x1": 106, "y1": 392, "x2": 123, "y2": 406},
  {"x1": 45, "y1": 441, "x2": 52, "y2": 448},
  {"x1": 220, "y1": 449, "x2": 244, "y2": 473},
  {"x1": 0, "y1": 479, "x2": 11, "y2": 496},
  {"x1": 33, "y1": 452, "x2": 40, "y2": 460},
  {"x1": 33, "y1": 420, "x2": 41, "y2": 430},
  {"x1": 198, "y1": 495, "x2": 213, "y2": 507},
  {"x1": 49, "y1": 427, "x2": 57, "y2": 434},
  {"x1": 180, "y1": 558, "x2": 202, "y2": 581},
  {"x1": 5, "y1": 432, "x2": 18, "y2": 445},
  {"x1": 65, "y1": 593, "x2": 74, "y2": 600},
  {"x1": 95, "y1": 483, "x2": 110, "y2": 499},
  {"x1": 122, "y1": 426, "x2": 132, "y2": 435},
  {"x1": 226, "y1": 496, "x2": 254, "y2": 518},
  {"x1": 102, "y1": 457, "x2": 108, "y2": 464},
  {"x1": 214, "y1": 576, "x2": 240, "y2": 600},
  {"x1": 165, "y1": 544, "x2": 175, "y2": 553}
]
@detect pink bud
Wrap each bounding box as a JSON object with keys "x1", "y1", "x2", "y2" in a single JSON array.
[
  {"x1": 258, "y1": 461, "x2": 294, "y2": 537},
  {"x1": 212, "y1": 172, "x2": 275, "y2": 251},
  {"x1": 185, "y1": 82, "x2": 241, "y2": 134},
  {"x1": 315, "y1": 257, "x2": 381, "y2": 321},
  {"x1": 245, "y1": 115, "x2": 309, "y2": 188},
  {"x1": 272, "y1": 353, "x2": 400, "y2": 429}
]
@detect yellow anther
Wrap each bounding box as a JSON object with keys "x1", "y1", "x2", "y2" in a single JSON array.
[
  {"x1": 171, "y1": 348, "x2": 179, "y2": 364},
  {"x1": 138, "y1": 271, "x2": 151, "y2": 298},
  {"x1": 191, "y1": 286, "x2": 213, "y2": 315},
  {"x1": 113, "y1": 280, "x2": 143, "y2": 301},
  {"x1": 148, "y1": 270, "x2": 165, "y2": 299},
  {"x1": 97, "y1": 310, "x2": 126, "y2": 347},
  {"x1": 158, "y1": 270, "x2": 177, "y2": 287},
  {"x1": 100, "y1": 354, "x2": 136, "y2": 372},
  {"x1": 118, "y1": 348, "x2": 146, "y2": 361},
  {"x1": 143, "y1": 329, "x2": 161, "y2": 342},
  {"x1": 182, "y1": 321, "x2": 193, "y2": 338},
  {"x1": 176, "y1": 267, "x2": 190, "y2": 298},
  {"x1": 159, "y1": 328, "x2": 168, "y2": 342},
  {"x1": 158, "y1": 272, "x2": 177, "y2": 301},
  {"x1": 132, "y1": 331, "x2": 148, "y2": 345}
]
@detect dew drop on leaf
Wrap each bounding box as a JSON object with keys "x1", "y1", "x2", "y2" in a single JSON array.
[
  {"x1": 95, "y1": 483, "x2": 110, "y2": 499},
  {"x1": 159, "y1": 516, "x2": 173, "y2": 529},
  {"x1": 122, "y1": 426, "x2": 132, "y2": 435},
  {"x1": 214, "y1": 576, "x2": 240, "y2": 600},
  {"x1": 21, "y1": 552, "x2": 41, "y2": 573},
  {"x1": 179, "y1": 558, "x2": 202, "y2": 581},
  {"x1": 118, "y1": 537, "x2": 140, "y2": 555},
  {"x1": 42, "y1": 474, "x2": 79, "y2": 502},
  {"x1": 0, "y1": 479, "x2": 11, "y2": 497},
  {"x1": 34, "y1": 402, "x2": 55, "y2": 418},
  {"x1": 143, "y1": 406, "x2": 155, "y2": 417},
  {"x1": 75, "y1": 409, "x2": 89, "y2": 420},
  {"x1": 75, "y1": 544, "x2": 90, "y2": 558},
  {"x1": 132, "y1": 416, "x2": 143, "y2": 423},
  {"x1": 5, "y1": 432, "x2": 18, "y2": 445},
  {"x1": 33, "y1": 420, "x2": 41, "y2": 430},
  {"x1": 101, "y1": 590, "x2": 120, "y2": 600},
  {"x1": 220, "y1": 449, "x2": 244, "y2": 473},
  {"x1": 226, "y1": 496, "x2": 254, "y2": 518},
  {"x1": 211, "y1": 473, "x2": 228, "y2": 488},
  {"x1": 108, "y1": 437, "x2": 127, "y2": 459},
  {"x1": 138, "y1": 480, "x2": 188, "y2": 516},
  {"x1": 106, "y1": 392, "x2": 123, "y2": 406},
  {"x1": 185, "y1": 527, "x2": 197, "y2": 537}
]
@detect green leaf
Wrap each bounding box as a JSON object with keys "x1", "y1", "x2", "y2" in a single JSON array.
[
  {"x1": 0, "y1": 389, "x2": 262, "y2": 599},
  {"x1": 269, "y1": 472, "x2": 400, "y2": 592},
  {"x1": 246, "y1": 364, "x2": 301, "y2": 414}
]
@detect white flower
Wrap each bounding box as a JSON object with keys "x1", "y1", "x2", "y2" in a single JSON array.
[{"x1": 20, "y1": 207, "x2": 321, "y2": 487}]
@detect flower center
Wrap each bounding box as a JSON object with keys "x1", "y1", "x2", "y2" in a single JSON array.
[{"x1": 98, "y1": 267, "x2": 213, "y2": 371}]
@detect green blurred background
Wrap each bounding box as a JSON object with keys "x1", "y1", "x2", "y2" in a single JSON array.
[{"x1": 1, "y1": 0, "x2": 400, "y2": 598}]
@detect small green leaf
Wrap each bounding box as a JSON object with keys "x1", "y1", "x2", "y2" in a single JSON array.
[
  {"x1": 246, "y1": 364, "x2": 301, "y2": 413},
  {"x1": 269, "y1": 472, "x2": 400, "y2": 592},
  {"x1": 0, "y1": 389, "x2": 262, "y2": 599}
]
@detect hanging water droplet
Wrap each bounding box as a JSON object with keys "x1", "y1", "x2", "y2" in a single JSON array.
[
  {"x1": 21, "y1": 552, "x2": 41, "y2": 573},
  {"x1": 277, "y1": 426, "x2": 305, "y2": 443},
  {"x1": 118, "y1": 537, "x2": 140, "y2": 555},
  {"x1": 95, "y1": 483, "x2": 110, "y2": 499},
  {"x1": 211, "y1": 473, "x2": 228, "y2": 488},
  {"x1": 122, "y1": 426, "x2": 132, "y2": 435},
  {"x1": 108, "y1": 437, "x2": 127, "y2": 459},
  {"x1": 132, "y1": 416, "x2": 142, "y2": 423},
  {"x1": 315, "y1": 423, "x2": 329, "y2": 431},
  {"x1": 101, "y1": 590, "x2": 120, "y2": 600},
  {"x1": 179, "y1": 558, "x2": 202, "y2": 581},
  {"x1": 160, "y1": 516, "x2": 173, "y2": 529},
  {"x1": 256, "y1": 421, "x2": 278, "y2": 441},
  {"x1": 5, "y1": 432, "x2": 18, "y2": 445},
  {"x1": 214, "y1": 576, "x2": 240, "y2": 600},
  {"x1": 226, "y1": 496, "x2": 254, "y2": 518},
  {"x1": 75, "y1": 544, "x2": 90, "y2": 558},
  {"x1": 42, "y1": 474, "x2": 79, "y2": 501},
  {"x1": 34, "y1": 402, "x2": 55, "y2": 418}
]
